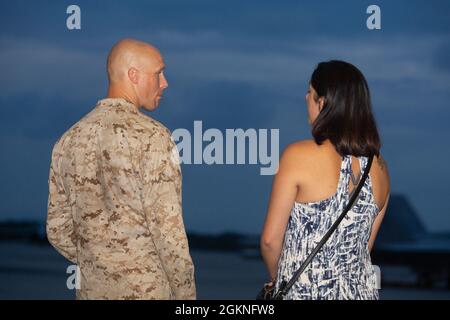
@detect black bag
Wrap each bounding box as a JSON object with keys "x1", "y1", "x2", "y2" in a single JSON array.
[
  {"x1": 256, "y1": 280, "x2": 289, "y2": 300},
  {"x1": 257, "y1": 155, "x2": 374, "y2": 300}
]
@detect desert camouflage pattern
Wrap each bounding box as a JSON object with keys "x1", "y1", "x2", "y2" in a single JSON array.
[{"x1": 46, "y1": 98, "x2": 196, "y2": 300}]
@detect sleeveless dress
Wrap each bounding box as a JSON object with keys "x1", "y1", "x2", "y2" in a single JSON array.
[{"x1": 274, "y1": 155, "x2": 380, "y2": 300}]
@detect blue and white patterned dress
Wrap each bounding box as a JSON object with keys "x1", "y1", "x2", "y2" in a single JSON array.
[{"x1": 274, "y1": 155, "x2": 379, "y2": 300}]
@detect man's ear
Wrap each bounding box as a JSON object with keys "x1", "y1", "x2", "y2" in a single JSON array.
[{"x1": 128, "y1": 67, "x2": 139, "y2": 84}]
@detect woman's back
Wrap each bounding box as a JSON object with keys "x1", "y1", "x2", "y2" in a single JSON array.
[
  {"x1": 273, "y1": 139, "x2": 389, "y2": 300},
  {"x1": 293, "y1": 139, "x2": 389, "y2": 210}
]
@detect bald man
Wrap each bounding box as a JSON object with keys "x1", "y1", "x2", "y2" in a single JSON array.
[{"x1": 46, "y1": 39, "x2": 196, "y2": 299}]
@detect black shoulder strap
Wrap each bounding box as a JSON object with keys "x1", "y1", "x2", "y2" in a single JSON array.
[{"x1": 274, "y1": 154, "x2": 374, "y2": 299}]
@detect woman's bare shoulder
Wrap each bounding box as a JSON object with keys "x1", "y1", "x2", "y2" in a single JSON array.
[
  {"x1": 374, "y1": 154, "x2": 390, "y2": 186},
  {"x1": 371, "y1": 153, "x2": 391, "y2": 209},
  {"x1": 284, "y1": 139, "x2": 317, "y2": 155},
  {"x1": 274, "y1": 140, "x2": 315, "y2": 178},
  {"x1": 280, "y1": 140, "x2": 316, "y2": 161},
  {"x1": 277, "y1": 140, "x2": 319, "y2": 171},
  {"x1": 375, "y1": 154, "x2": 388, "y2": 171}
]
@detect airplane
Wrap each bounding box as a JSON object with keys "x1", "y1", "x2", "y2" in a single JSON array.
[{"x1": 372, "y1": 194, "x2": 450, "y2": 289}]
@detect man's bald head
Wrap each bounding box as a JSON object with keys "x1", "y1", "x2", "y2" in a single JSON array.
[
  {"x1": 106, "y1": 39, "x2": 168, "y2": 111},
  {"x1": 107, "y1": 39, "x2": 161, "y2": 84}
]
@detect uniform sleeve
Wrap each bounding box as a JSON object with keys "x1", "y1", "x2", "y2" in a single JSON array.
[
  {"x1": 140, "y1": 130, "x2": 196, "y2": 300},
  {"x1": 46, "y1": 143, "x2": 77, "y2": 264}
]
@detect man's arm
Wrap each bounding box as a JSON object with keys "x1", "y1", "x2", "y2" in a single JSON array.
[
  {"x1": 140, "y1": 130, "x2": 196, "y2": 300},
  {"x1": 46, "y1": 143, "x2": 77, "y2": 264}
]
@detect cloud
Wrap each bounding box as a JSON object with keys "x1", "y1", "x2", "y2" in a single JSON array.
[
  {"x1": 433, "y1": 41, "x2": 450, "y2": 73},
  {"x1": 0, "y1": 37, "x2": 106, "y2": 98}
]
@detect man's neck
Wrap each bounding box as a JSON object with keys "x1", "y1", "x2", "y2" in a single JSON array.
[{"x1": 106, "y1": 86, "x2": 139, "y2": 108}]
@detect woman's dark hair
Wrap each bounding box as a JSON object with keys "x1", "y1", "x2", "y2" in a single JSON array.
[{"x1": 310, "y1": 60, "x2": 381, "y2": 157}]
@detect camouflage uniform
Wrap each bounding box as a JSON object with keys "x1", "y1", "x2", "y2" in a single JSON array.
[{"x1": 46, "y1": 98, "x2": 196, "y2": 299}]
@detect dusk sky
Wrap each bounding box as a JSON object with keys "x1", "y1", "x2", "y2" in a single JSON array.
[{"x1": 0, "y1": 0, "x2": 449, "y2": 234}]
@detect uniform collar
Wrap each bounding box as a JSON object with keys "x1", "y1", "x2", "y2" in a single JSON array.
[{"x1": 96, "y1": 98, "x2": 140, "y2": 114}]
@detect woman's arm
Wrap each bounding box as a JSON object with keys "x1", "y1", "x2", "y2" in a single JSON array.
[
  {"x1": 368, "y1": 155, "x2": 391, "y2": 253},
  {"x1": 260, "y1": 143, "x2": 303, "y2": 280},
  {"x1": 368, "y1": 193, "x2": 390, "y2": 252}
]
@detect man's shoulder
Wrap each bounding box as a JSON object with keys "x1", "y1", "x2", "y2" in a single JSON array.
[
  {"x1": 135, "y1": 112, "x2": 172, "y2": 138},
  {"x1": 55, "y1": 106, "x2": 100, "y2": 142},
  {"x1": 138, "y1": 115, "x2": 178, "y2": 157},
  {"x1": 51, "y1": 120, "x2": 84, "y2": 154},
  {"x1": 52, "y1": 102, "x2": 174, "y2": 154},
  {"x1": 51, "y1": 102, "x2": 111, "y2": 156}
]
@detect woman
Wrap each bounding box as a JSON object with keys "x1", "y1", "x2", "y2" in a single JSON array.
[{"x1": 260, "y1": 60, "x2": 390, "y2": 300}]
